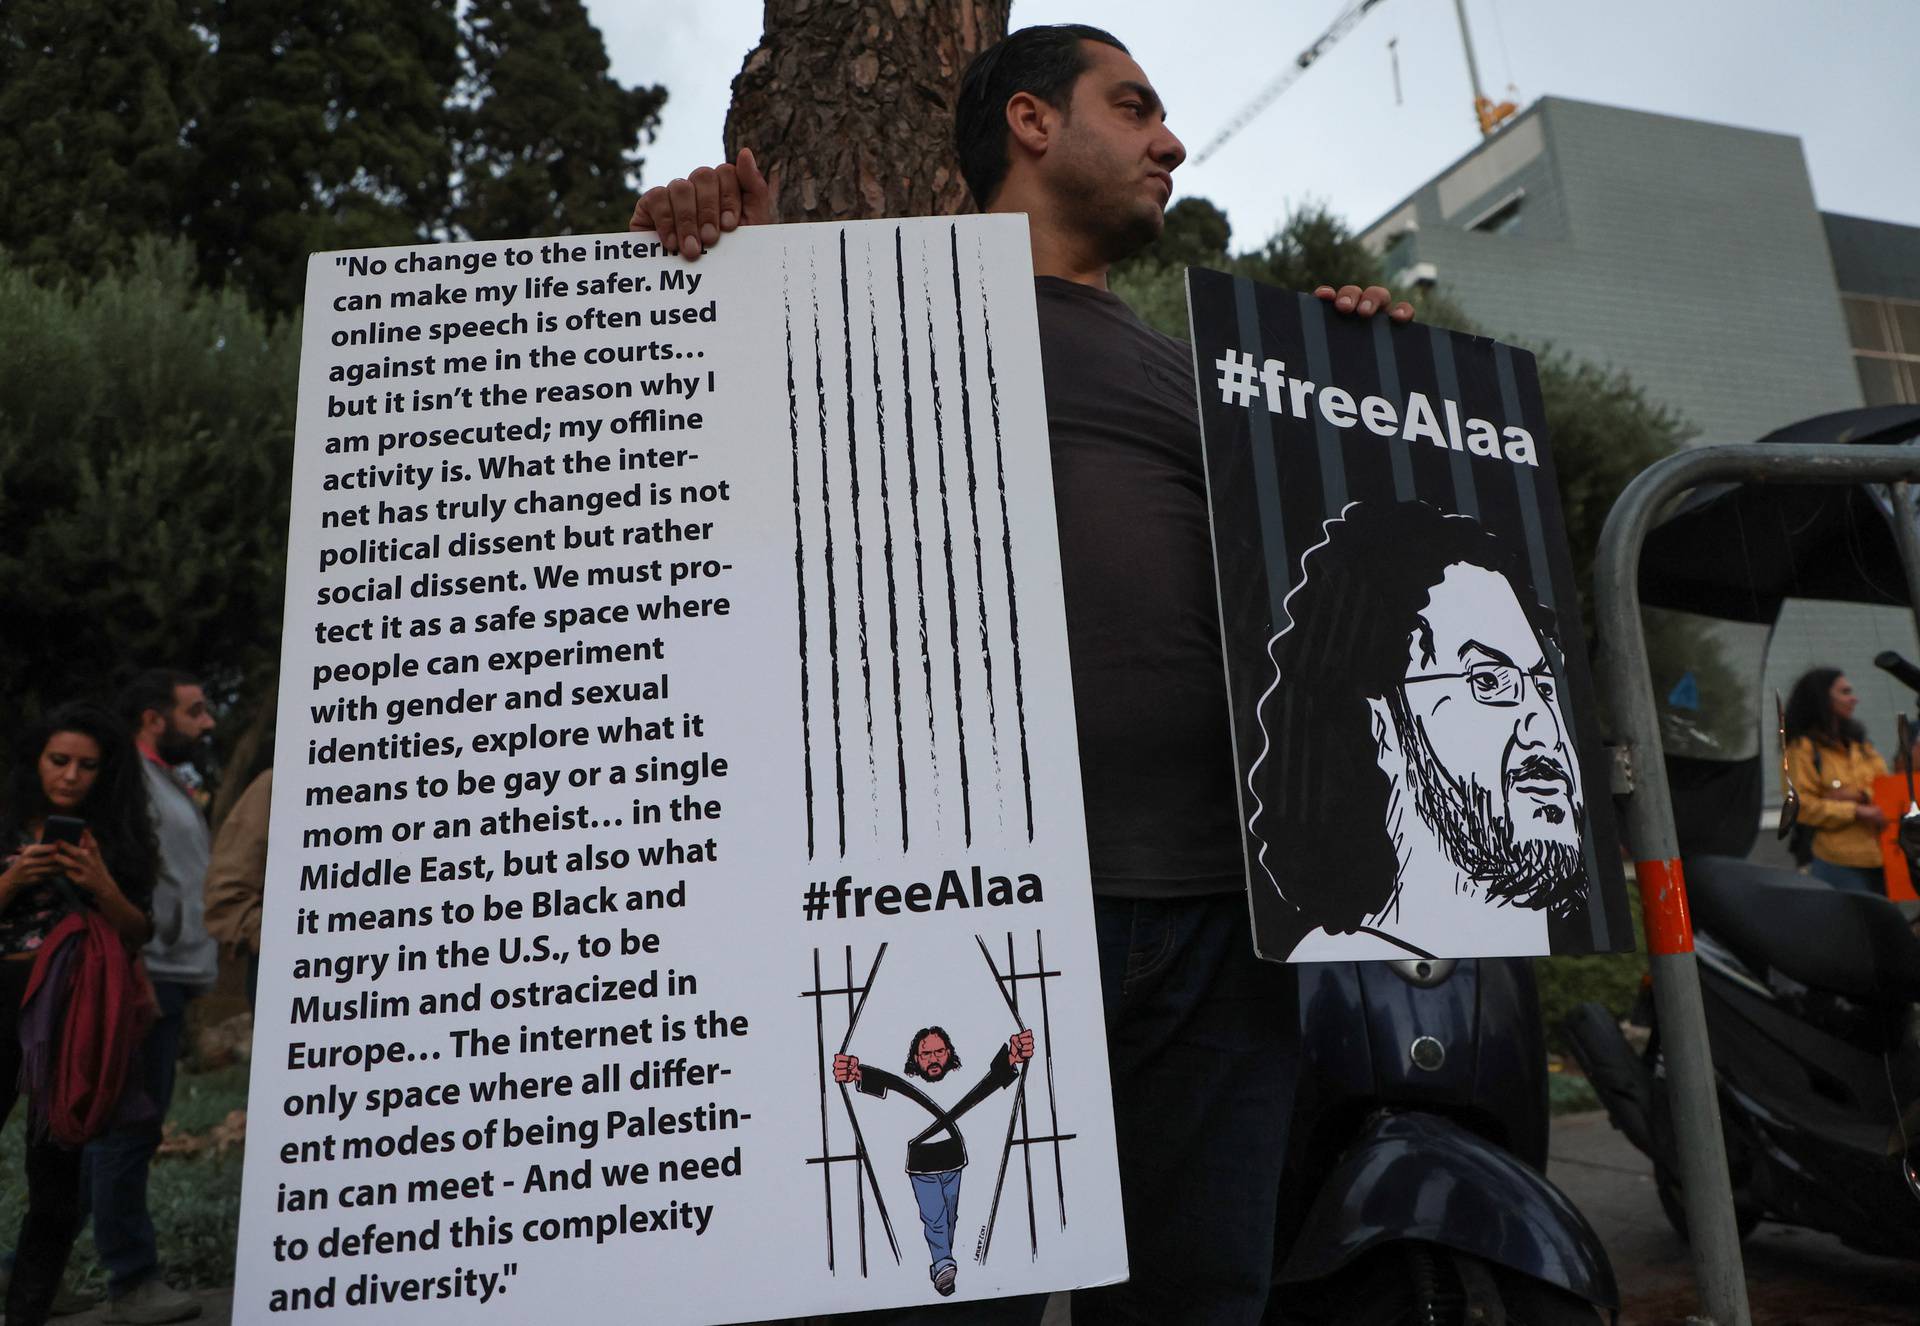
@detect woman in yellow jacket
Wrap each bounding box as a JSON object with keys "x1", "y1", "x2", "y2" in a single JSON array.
[{"x1": 1783, "y1": 668, "x2": 1887, "y2": 894}]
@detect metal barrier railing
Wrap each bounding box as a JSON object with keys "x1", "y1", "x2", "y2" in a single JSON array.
[{"x1": 1593, "y1": 442, "x2": 1920, "y2": 1326}]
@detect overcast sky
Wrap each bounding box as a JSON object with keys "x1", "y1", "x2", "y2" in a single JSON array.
[{"x1": 592, "y1": 0, "x2": 1919, "y2": 248}]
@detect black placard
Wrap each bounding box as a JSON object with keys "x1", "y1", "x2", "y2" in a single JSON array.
[{"x1": 1187, "y1": 268, "x2": 1631, "y2": 961}]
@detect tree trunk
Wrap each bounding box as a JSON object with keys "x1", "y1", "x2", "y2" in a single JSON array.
[{"x1": 725, "y1": 0, "x2": 1012, "y2": 223}]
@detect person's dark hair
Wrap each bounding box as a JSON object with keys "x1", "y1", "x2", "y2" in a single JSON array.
[
  {"x1": 1784, "y1": 667, "x2": 1866, "y2": 749},
  {"x1": 117, "y1": 667, "x2": 200, "y2": 735},
  {"x1": 3, "y1": 702, "x2": 157, "y2": 908},
  {"x1": 954, "y1": 24, "x2": 1129, "y2": 210},
  {"x1": 902, "y1": 1026, "x2": 961, "y2": 1078},
  {"x1": 1250, "y1": 501, "x2": 1558, "y2": 935}
]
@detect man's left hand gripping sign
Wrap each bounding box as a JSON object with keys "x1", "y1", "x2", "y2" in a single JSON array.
[{"x1": 834, "y1": 1029, "x2": 1035, "y2": 1297}]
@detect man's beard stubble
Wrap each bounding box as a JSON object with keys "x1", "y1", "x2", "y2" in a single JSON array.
[
  {"x1": 1389, "y1": 695, "x2": 1587, "y2": 920},
  {"x1": 1086, "y1": 199, "x2": 1162, "y2": 266},
  {"x1": 156, "y1": 722, "x2": 205, "y2": 767},
  {"x1": 1049, "y1": 144, "x2": 1163, "y2": 265}
]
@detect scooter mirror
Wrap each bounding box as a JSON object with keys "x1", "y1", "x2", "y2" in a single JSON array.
[
  {"x1": 1897, "y1": 1058, "x2": 1920, "y2": 1204},
  {"x1": 1777, "y1": 691, "x2": 1800, "y2": 840},
  {"x1": 1897, "y1": 809, "x2": 1920, "y2": 883}
]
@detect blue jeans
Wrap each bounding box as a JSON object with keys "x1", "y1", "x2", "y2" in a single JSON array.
[
  {"x1": 910, "y1": 1170, "x2": 963, "y2": 1277},
  {"x1": 1809, "y1": 857, "x2": 1884, "y2": 894},
  {"x1": 837, "y1": 892, "x2": 1301, "y2": 1324},
  {"x1": 83, "y1": 979, "x2": 193, "y2": 1296}
]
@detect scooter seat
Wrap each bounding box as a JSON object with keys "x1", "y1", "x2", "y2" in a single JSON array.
[{"x1": 1684, "y1": 854, "x2": 1920, "y2": 1004}]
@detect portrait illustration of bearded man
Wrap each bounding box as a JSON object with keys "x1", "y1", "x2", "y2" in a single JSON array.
[{"x1": 1246, "y1": 499, "x2": 1590, "y2": 960}]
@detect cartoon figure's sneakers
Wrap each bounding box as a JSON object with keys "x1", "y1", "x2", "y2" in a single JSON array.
[{"x1": 933, "y1": 1266, "x2": 957, "y2": 1297}]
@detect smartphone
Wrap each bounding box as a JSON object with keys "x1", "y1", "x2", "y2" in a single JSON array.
[{"x1": 40, "y1": 816, "x2": 86, "y2": 846}]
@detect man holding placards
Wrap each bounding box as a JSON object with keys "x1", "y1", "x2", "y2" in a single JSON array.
[{"x1": 633, "y1": 23, "x2": 1408, "y2": 1323}]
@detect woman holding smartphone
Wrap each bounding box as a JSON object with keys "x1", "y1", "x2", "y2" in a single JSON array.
[{"x1": 0, "y1": 702, "x2": 154, "y2": 1326}]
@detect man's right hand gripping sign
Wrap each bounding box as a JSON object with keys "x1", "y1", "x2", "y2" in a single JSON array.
[
  {"x1": 629, "y1": 148, "x2": 774, "y2": 261},
  {"x1": 832, "y1": 1028, "x2": 1035, "y2": 1298}
]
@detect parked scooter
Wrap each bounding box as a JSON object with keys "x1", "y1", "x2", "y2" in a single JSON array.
[
  {"x1": 1268, "y1": 957, "x2": 1618, "y2": 1325},
  {"x1": 1564, "y1": 854, "x2": 1920, "y2": 1256}
]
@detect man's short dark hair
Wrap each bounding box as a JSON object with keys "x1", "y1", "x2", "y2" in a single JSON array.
[
  {"x1": 954, "y1": 24, "x2": 1129, "y2": 210},
  {"x1": 902, "y1": 1026, "x2": 960, "y2": 1078},
  {"x1": 1251, "y1": 501, "x2": 1557, "y2": 933},
  {"x1": 117, "y1": 667, "x2": 200, "y2": 733}
]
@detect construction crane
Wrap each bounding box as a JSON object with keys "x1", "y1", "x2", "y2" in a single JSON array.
[
  {"x1": 1451, "y1": 0, "x2": 1518, "y2": 136},
  {"x1": 1190, "y1": 0, "x2": 1391, "y2": 167},
  {"x1": 1190, "y1": 0, "x2": 1517, "y2": 168}
]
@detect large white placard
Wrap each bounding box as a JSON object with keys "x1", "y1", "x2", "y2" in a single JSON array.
[{"x1": 238, "y1": 218, "x2": 1125, "y2": 1323}]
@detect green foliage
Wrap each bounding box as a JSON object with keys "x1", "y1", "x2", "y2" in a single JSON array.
[
  {"x1": 142, "y1": 1149, "x2": 246, "y2": 1292},
  {"x1": 1548, "y1": 1070, "x2": 1602, "y2": 1115},
  {"x1": 1245, "y1": 206, "x2": 1386, "y2": 301},
  {"x1": 451, "y1": 0, "x2": 667, "y2": 242},
  {"x1": 1112, "y1": 201, "x2": 1448, "y2": 339},
  {"x1": 0, "y1": 240, "x2": 298, "y2": 743},
  {"x1": 183, "y1": 0, "x2": 466, "y2": 315},
  {"x1": 0, "y1": 0, "x2": 205, "y2": 287},
  {"x1": 1532, "y1": 351, "x2": 1696, "y2": 630},
  {"x1": 1538, "y1": 951, "x2": 1648, "y2": 1056},
  {"x1": 0, "y1": 2, "x2": 667, "y2": 746},
  {"x1": 1, "y1": 0, "x2": 668, "y2": 318},
  {"x1": 168, "y1": 1061, "x2": 253, "y2": 1134},
  {"x1": 1136, "y1": 196, "x2": 1234, "y2": 270},
  {"x1": 1538, "y1": 877, "x2": 1648, "y2": 1057}
]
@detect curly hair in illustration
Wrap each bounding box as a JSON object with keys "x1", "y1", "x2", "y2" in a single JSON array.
[
  {"x1": 1248, "y1": 500, "x2": 1587, "y2": 951},
  {"x1": 902, "y1": 1027, "x2": 962, "y2": 1079}
]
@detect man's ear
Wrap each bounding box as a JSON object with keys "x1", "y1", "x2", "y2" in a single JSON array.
[{"x1": 1004, "y1": 91, "x2": 1056, "y2": 160}]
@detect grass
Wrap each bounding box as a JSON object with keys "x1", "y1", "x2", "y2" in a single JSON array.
[
  {"x1": 1537, "y1": 949, "x2": 1647, "y2": 1055},
  {"x1": 0, "y1": 1062, "x2": 250, "y2": 1293},
  {"x1": 1548, "y1": 1068, "x2": 1603, "y2": 1115}
]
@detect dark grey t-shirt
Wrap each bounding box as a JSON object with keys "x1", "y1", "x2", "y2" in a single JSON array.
[{"x1": 1035, "y1": 276, "x2": 1242, "y2": 898}]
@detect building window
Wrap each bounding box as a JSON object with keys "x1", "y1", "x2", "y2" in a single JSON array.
[
  {"x1": 1465, "y1": 188, "x2": 1526, "y2": 235},
  {"x1": 1842, "y1": 293, "x2": 1920, "y2": 406}
]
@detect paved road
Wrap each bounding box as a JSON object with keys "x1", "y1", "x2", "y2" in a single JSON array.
[
  {"x1": 50, "y1": 1112, "x2": 1916, "y2": 1325},
  {"x1": 54, "y1": 1289, "x2": 232, "y2": 1326},
  {"x1": 1549, "y1": 1109, "x2": 1919, "y2": 1325}
]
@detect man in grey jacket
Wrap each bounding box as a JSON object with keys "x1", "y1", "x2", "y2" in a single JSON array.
[{"x1": 87, "y1": 669, "x2": 219, "y2": 1324}]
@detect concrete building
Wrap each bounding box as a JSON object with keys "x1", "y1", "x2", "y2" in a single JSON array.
[
  {"x1": 1359, "y1": 96, "x2": 1883, "y2": 444},
  {"x1": 1830, "y1": 211, "x2": 1920, "y2": 408},
  {"x1": 1359, "y1": 96, "x2": 1920, "y2": 755}
]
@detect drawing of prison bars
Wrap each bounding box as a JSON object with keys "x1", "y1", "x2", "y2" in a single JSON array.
[{"x1": 802, "y1": 932, "x2": 1078, "y2": 1276}]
